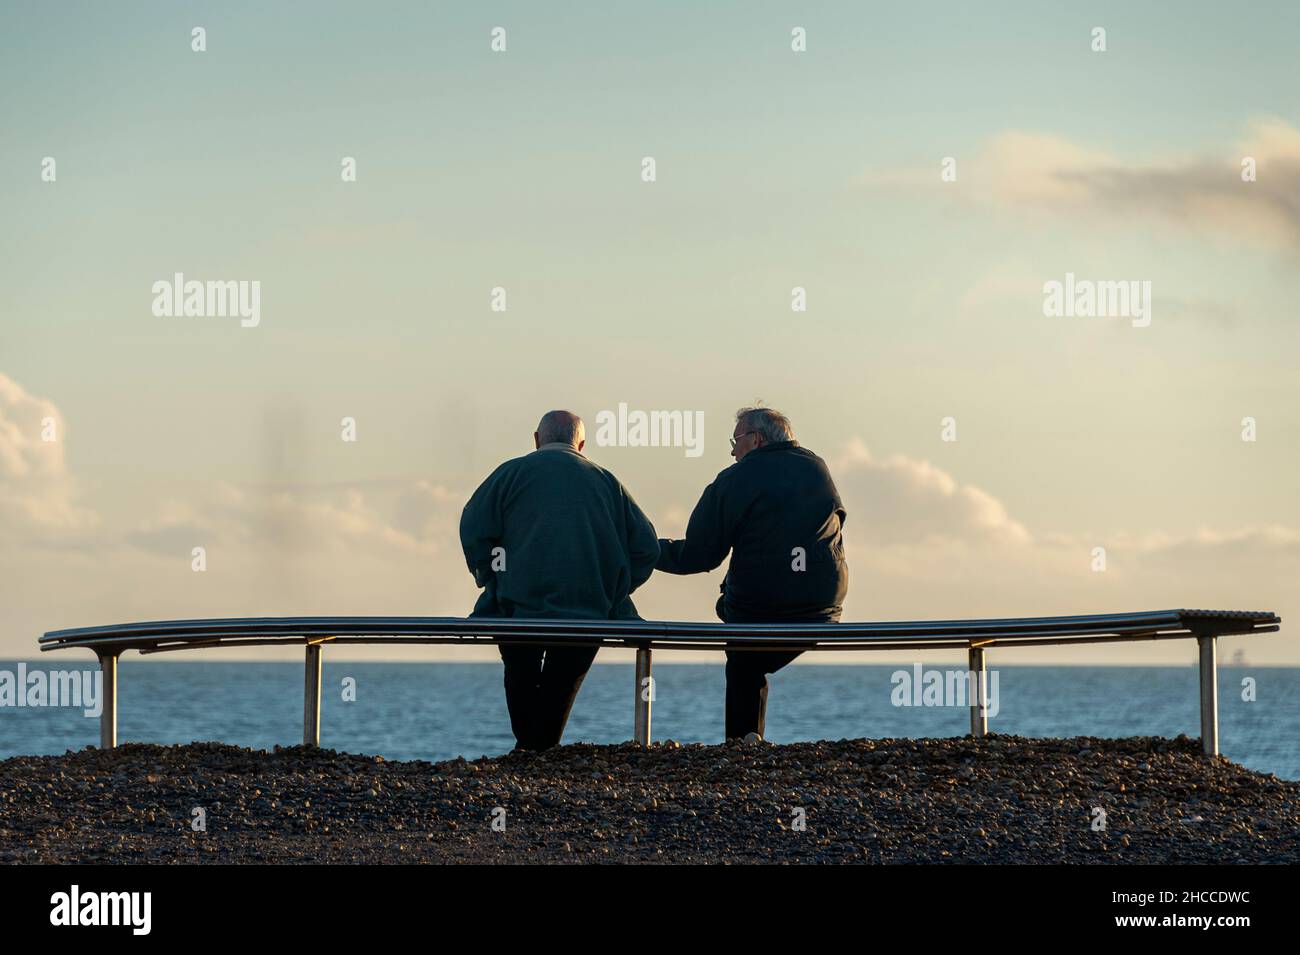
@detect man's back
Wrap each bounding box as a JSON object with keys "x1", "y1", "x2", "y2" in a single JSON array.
[
  {"x1": 654, "y1": 407, "x2": 847, "y2": 740},
  {"x1": 460, "y1": 444, "x2": 658, "y2": 620},
  {"x1": 658, "y1": 440, "x2": 847, "y2": 623}
]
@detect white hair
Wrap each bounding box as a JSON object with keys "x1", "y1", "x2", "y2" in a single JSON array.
[{"x1": 735, "y1": 406, "x2": 794, "y2": 444}]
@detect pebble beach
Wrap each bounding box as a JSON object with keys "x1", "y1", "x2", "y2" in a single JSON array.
[{"x1": 2, "y1": 734, "x2": 1297, "y2": 864}]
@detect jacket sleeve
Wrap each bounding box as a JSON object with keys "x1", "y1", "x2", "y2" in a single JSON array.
[
  {"x1": 459, "y1": 467, "x2": 506, "y2": 588},
  {"x1": 621, "y1": 485, "x2": 660, "y2": 593},
  {"x1": 655, "y1": 478, "x2": 731, "y2": 575}
]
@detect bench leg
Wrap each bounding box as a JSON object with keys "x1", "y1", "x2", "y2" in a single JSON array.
[
  {"x1": 1198, "y1": 634, "x2": 1218, "y2": 756},
  {"x1": 98, "y1": 651, "x2": 118, "y2": 749},
  {"x1": 968, "y1": 646, "x2": 987, "y2": 737},
  {"x1": 303, "y1": 643, "x2": 322, "y2": 747},
  {"x1": 633, "y1": 646, "x2": 652, "y2": 745}
]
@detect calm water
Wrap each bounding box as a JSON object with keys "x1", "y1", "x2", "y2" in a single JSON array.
[{"x1": 2, "y1": 661, "x2": 1298, "y2": 780}]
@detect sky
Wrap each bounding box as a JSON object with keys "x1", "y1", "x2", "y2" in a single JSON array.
[{"x1": 2, "y1": 1, "x2": 1298, "y2": 664}]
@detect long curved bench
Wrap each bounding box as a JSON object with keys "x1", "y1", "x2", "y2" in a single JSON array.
[{"x1": 40, "y1": 608, "x2": 1281, "y2": 755}]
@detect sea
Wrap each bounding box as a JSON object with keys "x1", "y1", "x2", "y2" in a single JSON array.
[{"x1": 2, "y1": 661, "x2": 1297, "y2": 780}]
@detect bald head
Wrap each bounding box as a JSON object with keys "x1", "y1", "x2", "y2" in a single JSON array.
[{"x1": 535, "y1": 410, "x2": 585, "y2": 451}]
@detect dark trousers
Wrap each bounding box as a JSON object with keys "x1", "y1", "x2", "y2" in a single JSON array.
[
  {"x1": 499, "y1": 643, "x2": 599, "y2": 750},
  {"x1": 724, "y1": 649, "x2": 803, "y2": 739}
]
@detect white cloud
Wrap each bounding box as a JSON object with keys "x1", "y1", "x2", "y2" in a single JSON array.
[
  {"x1": 857, "y1": 119, "x2": 1300, "y2": 250},
  {"x1": 2, "y1": 388, "x2": 1295, "y2": 661},
  {"x1": 0, "y1": 372, "x2": 98, "y2": 538},
  {"x1": 832, "y1": 439, "x2": 1029, "y2": 547},
  {"x1": 127, "y1": 479, "x2": 465, "y2": 561}
]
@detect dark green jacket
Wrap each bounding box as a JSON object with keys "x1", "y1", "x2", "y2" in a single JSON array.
[{"x1": 460, "y1": 445, "x2": 659, "y2": 620}]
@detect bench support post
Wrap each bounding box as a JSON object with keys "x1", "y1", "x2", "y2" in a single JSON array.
[
  {"x1": 303, "y1": 643, "x2": 322, "y2": 747},
  {"x1": 633, "y1": 646, "x2": 652, "y2": 745},
  {"x1": 97, "y1": 651, "x2": 118, "y2": 749},
  {"x1": 1198, "y1": 633, "x2": 1218, "y2": 756},
  {"x1": 968, "y1": 645, "x2": 987, "y2": 737}
]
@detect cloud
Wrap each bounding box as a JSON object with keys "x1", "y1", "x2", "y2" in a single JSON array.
[
  {"x1": 127, "y1": 479, "x2": 466, "y2": 561},
  {"x1": 832, "y1": 439, "x2": 1029, "y2": 547},
  {"x1": 857, "y1": 119, "x2": 1300, "y2": 250},
  {"x1": 819, "y1": 441, "x2": 1296, "y2": 659},
  {"x1": 513, "y1": 439, "x2": 1294, "y2": 642},
  {"x1": 0, "y1": 373, "x2": 98, "y2": 538},
  {"x1": 113, "y1": 478, "x2": 477, "y2": 625},
  {"x1": 3, "y1": 384, "x2": 1296, "y2": 661},
  {"x1": 394, "y1": 480, "x2": 465, "y2": 544}
]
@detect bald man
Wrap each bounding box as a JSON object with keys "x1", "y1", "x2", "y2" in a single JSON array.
[{"x1": 460, "y1": 410, "x2": 659, "y2": 750}]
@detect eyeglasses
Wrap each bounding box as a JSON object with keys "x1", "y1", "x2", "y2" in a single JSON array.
[{"x1": 729, "y1": 431, "x2": 758, "y2": 449}]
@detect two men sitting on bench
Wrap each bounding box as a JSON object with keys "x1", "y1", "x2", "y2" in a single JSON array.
[{"x1": 459, "y1": 406, "x2": 848, "y2": 750}]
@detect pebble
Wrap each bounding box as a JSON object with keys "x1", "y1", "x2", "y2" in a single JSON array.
[{"x1": 0, "y1": 734, "x2": 1295, "y2": 864}]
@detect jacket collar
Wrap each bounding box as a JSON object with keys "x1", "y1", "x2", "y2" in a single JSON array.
[{"x1": 744, "y1": 439, "x2": 799, "y2": 458}]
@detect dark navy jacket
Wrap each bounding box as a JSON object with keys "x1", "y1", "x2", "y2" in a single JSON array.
[{"x1": 655, "y1": 441, "x2": 848, "y2": 623}]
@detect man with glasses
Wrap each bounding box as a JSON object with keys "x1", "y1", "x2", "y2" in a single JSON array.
[{"x1": 655, "y1": 406, "x2": 848, "y2": 740}]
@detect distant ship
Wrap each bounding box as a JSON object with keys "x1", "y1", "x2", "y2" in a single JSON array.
[{"x1": 1227, "y1": 648, "x2": 1248, "y2": 667}]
